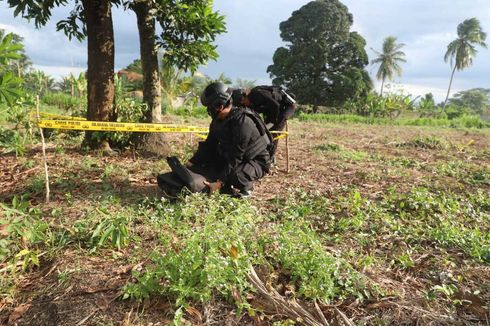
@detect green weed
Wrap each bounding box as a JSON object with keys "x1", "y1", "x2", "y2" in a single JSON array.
[
  {"x1": 90, "y1": 209, "x2": 131, "y2": 250},
  {"x1": 374, "y1": 155, "x2": 421, "y2": 169},
  {"x1": 100, "y1": 164, "x2": 129, "y2": 183},
  {"x1": 396, "y1": 135, "x2": 447, "y2": 150},
  {"x1": 27, "y1": 174, "x2": 46, "y2": 194},
  {"x1": 80, "y1": 156, "x2": 99, "y2": 172},
  {"x1": 266, "y1": 218, "x2": 373, "y2": 302},
  {"x1": 314, "y1": 143, "x2": 368, "y2": 161},
  {"x1": 0, "y1": 196, "x2": 50, "y2": 274},
  {"x1": 298, "y1": 113, "x2": 490, "y2": 129},
  {"x1": 0, "y1": 127, "x2": 27, "y2": 156},
  {"x1": 124, "y1": 194, "x2": 258, "y2": 308},
  {"x1": 435, "y1": 161, "x2": 490, "y2": 185}
]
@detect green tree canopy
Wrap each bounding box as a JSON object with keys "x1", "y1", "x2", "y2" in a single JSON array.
[
  {"x1": 371, "y1": 36, "x2": 406, "y2": 96},
  {"x1": 448, "y1": 88, "x2": 490, "y2": 115},
  {"x1": 128, "y1": 0, "x2": 225, "y2": 124},
  {"x1": 443, "y1": 18, "x2": 487, "y2": 109},
  {"x1": 154, "y1": 0, "x2": 226, "y2": 73},
  {"x1": 267, "y1": 0, "x2": 372, "y2": 107},
  {"x1": 124, "y1": 59, "x2": 143, "y2": 74}
]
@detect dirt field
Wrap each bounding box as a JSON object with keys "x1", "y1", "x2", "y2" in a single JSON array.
[{"x1": 1, "y1": 119, "x2": 489, "y2": 325}]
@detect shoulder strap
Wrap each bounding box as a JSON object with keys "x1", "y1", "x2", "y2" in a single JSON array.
[{"x1": 241, "y1": 108, "x2": 274, "y2": 160}]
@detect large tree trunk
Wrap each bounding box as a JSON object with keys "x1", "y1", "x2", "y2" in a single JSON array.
[
  {"x1": 131, "y1": 0, "x2": 170, "y2": 157},
  {"x1": 82, "y1": 0, "x2": 115, "y2": 150},
  {"x1": 133, "y1": 0, "x2": 162, "y2": 123},
  {"x1": 442, "y1": 65, "x2": 457, "y2": 111}
]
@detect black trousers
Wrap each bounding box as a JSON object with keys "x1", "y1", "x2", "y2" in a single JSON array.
[{"x1": 191, "y1": 161, "x2": 266, "y2": 193}]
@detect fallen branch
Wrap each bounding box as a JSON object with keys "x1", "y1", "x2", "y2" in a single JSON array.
[{"x1": 247, "y1": 265, "x2": 328, "y2": 326}]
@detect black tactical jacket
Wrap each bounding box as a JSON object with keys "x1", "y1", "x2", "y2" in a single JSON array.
[{"x1": 189, "y1": 107, "x2": 271, "y2": 182}]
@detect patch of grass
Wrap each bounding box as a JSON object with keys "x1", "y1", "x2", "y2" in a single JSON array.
[
  {"x1": 100, "y1": 164, "x2": 129, "y2": 183},
  {"x1": 315, "y1": 143, "x2": 342, "y2": 152},
  {"x1": 315, "y1": 143, "x2": 368, "y2": 162},
  {"x1": 169, "y1": 105, "x2": 209, "y2": 119},
  {"x1": 70, "y1": 204, "x2": 134, "y2": 251},
  {"x1": 298, "y1": 113, "x2": 490, "y2": 129},
  {"x1": 124, "y1": 194, "x2": 259, "y2": 309},
  {"x1": 265, "y1": 218, "x2": 373, "y2": 302},
  {"x1": 378, "y1": 155, "x2": 422, "y2": 169},
  {"x1": 0, "y1": 196, "x2": 52, "y2": 296},
  {"x1": 123, "y1": 193, "x2": 377, "y2": 322},
  {"x1": 26, "y1": 174, "x2": 46, "y2": 194},
  {"x1": 80, "y1": 156, "x2": 99, "y2": 172},
  {"x1": 396, "y1": 135, "x2": 447, "y2": 150},
  {"x1": 383, "y1": 188, "x2": 490, "y2": 263},
  {"x1": 435, "y1": 161, "x2": 490, "y2": 185},
  {"x1": 272, "y1": 187, "x2": 490, "y2": 266}
]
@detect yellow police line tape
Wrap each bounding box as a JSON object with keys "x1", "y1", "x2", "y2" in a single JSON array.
[
  {"x1": 37, "y1": 119, "x2": 209, "y2": 133},
  {"x1": 36, "y1": 119, "x2": 288, "y2": 140}
]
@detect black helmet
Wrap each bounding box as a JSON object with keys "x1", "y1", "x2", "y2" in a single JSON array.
[
  {"x1": 231, "y1": 88, "x2": 245, "y2": 107},
  {"x1": 200, "y1": 82, "x2": 231, "y2": 108}
]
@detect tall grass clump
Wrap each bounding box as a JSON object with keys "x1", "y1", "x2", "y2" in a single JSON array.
[
  {"x1": 42, "y1": 92, "x2": 85, "y2": 113},
  {"x1": 298, "y1": 112, "x2": 490, "y2": 129},
  {"x1": 169, "y1": 105, "x2": 209, "y2": 119}
]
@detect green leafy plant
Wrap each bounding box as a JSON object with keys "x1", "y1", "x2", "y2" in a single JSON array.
[
  {"x1": 314, "y1": 143, "x2": 368, "y2": 162},
  {"x1": 90, "y1": 209, "x2": 130, "y2": 250},
  {"x1": 395, "y1": 252, "x2": 415, "y2": 269},
  {"x1": 436, "y1": 161, "x2": 490, "y2": 185},
  {"x1": 0, "y1": 127, "x2": 26, "y2": 156},
  {"x1": 0, "y1": 196, "x2": 49, "y2": 271},
  {"x1": 0, "y1": 33, "x2": 23, "y2": 104},
  {"x1": 42, "y1": 92, "x2": 85, "y2": 113},
  {"x1": 124, "y1": 194, "x2": 260, "y2": 313},
  {"x1": 266, "y1": 218, "x2": 372, "y2": 302},
  {"x1": 396, "y1": 135, "x2": 447, "y2": 150},
  {"x1": 92, "y1": 96, "x2": 145, "y2": 149}
]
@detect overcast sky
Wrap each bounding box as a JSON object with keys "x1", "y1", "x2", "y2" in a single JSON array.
[{"x1": 1, "y1": 0, "x2": 489, "y2": 101}]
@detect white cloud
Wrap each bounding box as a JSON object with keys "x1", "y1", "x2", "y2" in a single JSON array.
[
  {"x1": 1, "y1": 0, "x2": 489, "y2": 96},
  {"x1": 32, "y1": 65, "x2": 85, "y2": 80}
]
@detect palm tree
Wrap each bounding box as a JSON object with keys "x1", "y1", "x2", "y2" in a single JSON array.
[
  {"x1": 443, "y1": 18, "x2": 487, "y2": 109},
  {"x1": 371, "y1": 36, "x2": 407, "y2": 96}
]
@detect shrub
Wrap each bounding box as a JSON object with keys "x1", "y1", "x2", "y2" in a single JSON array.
[
  {"x1": 0, "y1": 196, "x2": 50, "y2": 271},
  {"x1": 93, "y1": 97, "x2": 146, "y2": 149},
  {"x1": 0, "y1": 127, "x2": 27, "y2": 156},
  {"x1": 124, "y1": 195, "x2": 258, "y2": 308},
  {"x1": 42, "y1": 92, "x2": 85, "y2": 113},
  {"x1": 170, "y1": 105, "x2": 209, "y2": 119},
  {"x1": 396, "y1": 136, "x2": 447, "y2": 150},
  {"x1": 298, "y1": 112, "x2": 489, "y2": 129}
]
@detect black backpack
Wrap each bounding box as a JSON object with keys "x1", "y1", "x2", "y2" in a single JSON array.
[
  {"x1": 241, "y1": 108, "x2": 275, "y2": 161},
  {"x1": 253, "y1": 85, "x2": 296, "y2": 107}
]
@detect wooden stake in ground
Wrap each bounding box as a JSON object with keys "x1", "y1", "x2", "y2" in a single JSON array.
[
  {"x1": 36, "y1": 96, "x2": 50, "y2": 203},
  {"x1": 285, "y1": 121, "x2": 290, "y2": 173}
]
